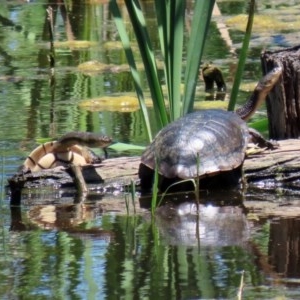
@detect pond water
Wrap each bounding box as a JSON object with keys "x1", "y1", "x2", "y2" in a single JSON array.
[{"x1": 1, "y1": 0, "x2": 300, "y2": 299}]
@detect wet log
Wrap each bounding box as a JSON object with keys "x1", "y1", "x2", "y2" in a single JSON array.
[
  {"x1": 8, "y1": 156, "x2": 141, "y2": 205},
  {"x1": 7, "y1": 139, "x2": 300, "y2": 204},
  {"x1": 244, "y1": 139, "x2": 300, "y2": 191},
  {"x1": 261, "y1": 45, "x2": 300, "y2": 139}
]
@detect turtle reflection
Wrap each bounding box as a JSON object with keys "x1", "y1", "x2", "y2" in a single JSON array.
[{"x1": 155, "y1": 202, "x2": 249, "y2": 247}]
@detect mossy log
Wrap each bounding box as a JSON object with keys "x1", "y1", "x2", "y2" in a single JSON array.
[{"x1": 7, "y1": 139, "x2": 300, "y2": 204}]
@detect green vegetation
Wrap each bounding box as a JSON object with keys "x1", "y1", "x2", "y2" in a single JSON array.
[
  {"x1": 151, "y1": 160, "x2": 160, "y2": 216},
  {"x1": 125, "y1": 180, "x2": 137, "y2": 215},
  {"x1": 109, "y1": 0, "x2": 215, "y2": 140},
  {"x1": 109, "y1": 0, "x2": 257, "y2": 140},
  {"x1": 228, "y1": 0, "x2": 255, "y2": 111}
]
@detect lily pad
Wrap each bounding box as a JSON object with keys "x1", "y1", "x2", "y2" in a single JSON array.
[
  {"x1": 194, "y1": 100, "x2": 228, "y2": 110},
  {"x1": 248, "y1": 118, "x2": 269, "y2": 135},
  {"x1": 77, "y1": 60, "x2": 115, "y2": 74},
  {"x1": 77, "y1": 60, "x2": 135, "y2": 75},
  {"x1": 103, "y1": 41, "x2": 138, "y2": 51},
  {"x1": 109, "y1": 142, "x2": 145, "y2": 152},
  {"x1": 54, "y1": 40, "x2": 98, "y2": 49},
  {"x1": 226, "y1": 14, "x2": 300, "y2": 32},
  {"x1": 79, "y1": 95, "x2": 152, "y2": 112}
]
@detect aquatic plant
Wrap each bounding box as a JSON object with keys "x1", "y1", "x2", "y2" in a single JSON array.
[
  {"x1": 109, "y1": 0, "x2": 215, "y2": 140},
  {"x1": 228, "y1": 0, "x2": 255, "y2": 111},
  {"x1": 125, "y1": 179, "x2": 137, "y2": 215}
]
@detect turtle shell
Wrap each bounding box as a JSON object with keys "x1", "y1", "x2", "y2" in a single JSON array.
[
  {"x1": 140, "y1": 109, "x2": 249, "y2": 179},
  {"x1": 32, "y1": 151, "x2": 88, "y2": 172},
  {"x1": 23, "y1": 141, "x2": 98, "y2": 172}
]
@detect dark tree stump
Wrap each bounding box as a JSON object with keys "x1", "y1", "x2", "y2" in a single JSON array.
[{"x1": 261, "y1": 45, "x2": 300, "y2": 139}]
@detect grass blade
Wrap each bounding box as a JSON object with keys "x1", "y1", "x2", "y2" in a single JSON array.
[
  {"x1": 227, "y1": 0, "x2": 255, "y2": 111},
  {"x1": 170, "y1": 0, "x2": 185, "y2": 120},
  {"x1": 124, "y1": 0, "x2": 169, "y2": 128},
  {"x1": 109, "y1": 0, "x2": 153, "y2": 140},
  {"x1": 154, "y1": 0, "x2": 185, "y2": 120},
  {"x1": 183, "y1": 0, "x2": 215, "y2": 115},
  {"x1": 151, "y1": 159, "x2": 160, "y2": 217}
]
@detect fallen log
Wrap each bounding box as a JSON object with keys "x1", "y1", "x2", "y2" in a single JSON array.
[
  {"x1": 244, "y1": 139, "x2": 300, "y2": 191},
  {"x1": 7, "y1": 139, "x2": 300, "y2": 204}
]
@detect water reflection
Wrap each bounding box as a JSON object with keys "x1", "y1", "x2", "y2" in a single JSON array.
[
  {"x1": 0, "y1": 0, "x2": 151, "y2": 152},
  {"x1": 155, "y1": 202, "x2": 249, "y2": 247},
  {"x1": 263, "y1": 217, "x2": 300, "y2": 279},
  {"x1": 5, "y1": 195, "x2": 300, "y2": 298},
  {"x1": 7, "y1": 198, "x2": 252, "y2": 299}
]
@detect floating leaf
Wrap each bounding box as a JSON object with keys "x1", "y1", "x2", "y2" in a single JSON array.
[
  {"x1": 194, "y1": 100, "x2": 228, "y2": 110},
  {"x1": 77, "y1": 60, "x2": 115, "y2": 74},
  {"x1": 248, "y1": 118, "x2": 269, "y2": 134},
  {"x1": 109, "y1": 142, "x2": 145, "y2": 151},
  {"x1": 79, "y1": 95, "x2": 152, "y2": 112},
  {"x1": 35, "y1": 137, "x2": 52, "y2": 144},
  {"x1": 77, "y1": 60, "x2": 162, "y2": 75},
  {"x1": 226, "y1": 14, "x2": 299, "y2": 32},
  {"x1": 54, "y1": 40, "x2": 98, "y2": 49},
  {"x1": 239, "y1": 81, "x2": 257, "y2": 92},
  {"x1": 103, "y1": 40, "x2": 138, "y2": 51}
]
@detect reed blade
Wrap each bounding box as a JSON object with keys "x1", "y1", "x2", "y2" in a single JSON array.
[
  {"x1": 227, "y1": 0, "x2": 255, "y2": 111},
  {"x1": 183, "y1": 0, "x2": 215, "y2": 115},
  {"x1": 154, "y1": 0, "x2": 185, "y2": 120},
  {"x1": 124, "y1": 0, "x2": 169, "y2": 128}
]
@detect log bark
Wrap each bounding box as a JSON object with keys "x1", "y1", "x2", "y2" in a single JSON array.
[
  {"x1": 244, "y1": 139, "x2": 300, "y2": 191},
  {"x1": 261, "y1": 45, "x2": 300, "y2": 139}
]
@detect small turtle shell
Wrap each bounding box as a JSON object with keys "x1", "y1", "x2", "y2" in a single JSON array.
[
  {"x1": 23, "y1": 141, "x2": 97, "y2": 172},
  {"x1": 141, "y1": 109, "x2": 249, "y2": 179},
  {"x1": 32, "y1": 151, "x2": 87, "y2": 172}
]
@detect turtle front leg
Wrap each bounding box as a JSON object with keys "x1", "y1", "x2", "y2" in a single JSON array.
[{"x1": 248, "y1": 128, "x2": 279, "y2": 150}]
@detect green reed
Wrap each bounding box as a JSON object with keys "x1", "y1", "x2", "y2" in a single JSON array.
[
  {"x1": 109, "y1": 0, "x2": 215, "y2": 139},
  {"x1": 228, "y1": 0, "x2": 255, "y2": 111}
]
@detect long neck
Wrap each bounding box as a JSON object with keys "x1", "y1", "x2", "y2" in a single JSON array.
[
  {"x1": 235, "y1": 66, "x2": 282, "y2": 121},
  {"x1": 235, "y1": 90, "x2": 263, "y2": 121},
  {"x1": 52, "y1": 132, "x2": 112, "y2": 152}
]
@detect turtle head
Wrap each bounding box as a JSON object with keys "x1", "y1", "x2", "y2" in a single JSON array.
[
  {"x1": 257, "y1": 66, "x2": 282, "y2": 93},
  {"x1": 237, "y1": 66, "x2": 282, "y2": 121}
]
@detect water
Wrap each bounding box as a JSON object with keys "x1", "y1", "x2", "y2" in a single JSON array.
[{"x1": 1, "y1": 0, "x2": 300, "y2": 298}]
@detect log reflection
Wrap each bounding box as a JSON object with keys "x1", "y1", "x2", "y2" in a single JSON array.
[{"x1": 268, "y1": 217, "x2": 300, "y2": 278}]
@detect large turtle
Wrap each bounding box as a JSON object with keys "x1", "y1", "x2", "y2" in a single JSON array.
[
  {"x1": 139, "y1": 66, "x2": 282, "y2": 191},
  {"x1": 23, "y1": 131, "x2": 112, "y2": 172}
]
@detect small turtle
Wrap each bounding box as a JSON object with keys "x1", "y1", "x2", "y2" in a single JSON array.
[
  {"x1": 139, "y1": 66, "x2": 282, "y2": 191},
  {"x1": 23, "y1": 131, "x2": 112, "y2": 172},
  {"x1": 202, "y1": 63, "x2": 226, "y2": 92}
]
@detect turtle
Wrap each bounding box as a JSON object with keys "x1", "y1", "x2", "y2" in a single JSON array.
[
  {"x1": 139, "y1": 66, "x2": 282, "y2": 191},
  {"x1": 22, "y1": 131, "x2": 112, "y2": 172},
  {"x1": 202, "y1": 63, "x2": 226, "y2": 92}
]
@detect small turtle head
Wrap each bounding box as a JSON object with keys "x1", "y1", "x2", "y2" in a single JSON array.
[{"x1": 89, "y1": 135, "x2": 113, "y2": 148}]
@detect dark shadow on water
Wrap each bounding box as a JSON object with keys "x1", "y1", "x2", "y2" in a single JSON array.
[
  {"x1": 139, "y1": 188, "x2": 244, "y2": 208},
  {"x1": 260, "y1": 217, "x2": 300, "y2": 280}
]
